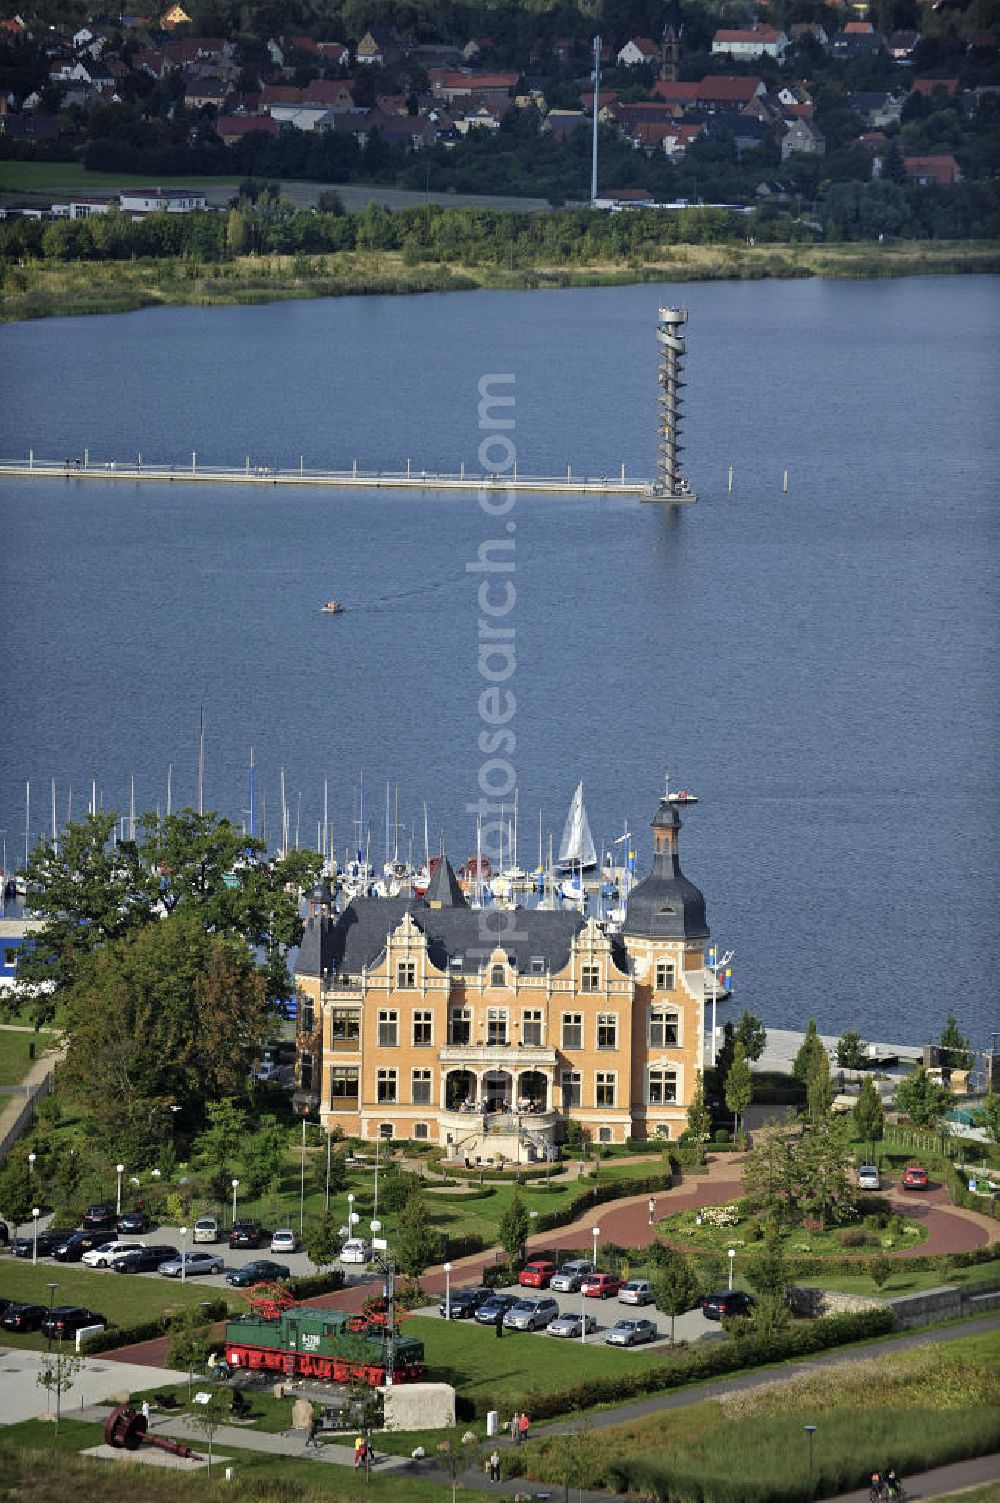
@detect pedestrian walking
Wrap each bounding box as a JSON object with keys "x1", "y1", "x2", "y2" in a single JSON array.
[
  {"x1": 488, "y1": 1448, "x2": 501, "y2": 1481},
  {"x1": 305, "y1": 1408, "x2": 319, "y2": 1449},
  {"x1": 140, "y1": 1400, "x2": 150, "y2": 1426},
  {"x1": 508, "y1": 1414, "x2": 518, "y2": 1443},
  {"x1": 354, "y1": 1435, "x2": 366, "y2": 1470},
  {"x1": 517, "y1": 1412, "x2": 530, "y2": 1445}
]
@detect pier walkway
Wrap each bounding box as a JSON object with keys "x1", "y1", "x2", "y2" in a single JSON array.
[{"x1": 0, "y1": 455, "x2": 675, "y2": 500}]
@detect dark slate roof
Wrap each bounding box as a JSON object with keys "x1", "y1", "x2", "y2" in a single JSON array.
[
  {"x1": 623, "y1": 798, "x2": 709, "y2": 941},
  {"x1": 294, "y1": 896, "x2": 629, "y2": 978},
  {"x1": 424, "y1": 852, "x2": 467, "y2": 908}
]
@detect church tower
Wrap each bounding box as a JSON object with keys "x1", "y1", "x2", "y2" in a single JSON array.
[{"x1": 660, "y1": 0, "x2": 684, "y2": 82}]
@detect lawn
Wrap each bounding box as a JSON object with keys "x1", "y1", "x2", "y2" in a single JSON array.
[
  {"x1": 0, "y1": 1256, "x2": 235, "y2": 1348},
  {"x1": 0, "y1": 1028, "x2": 54, "y2": 1086},
  {"x1": 0, "y1": 162, "x2": 241, "y2": 193}
]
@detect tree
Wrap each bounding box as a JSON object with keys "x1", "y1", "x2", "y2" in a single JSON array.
[
  {"x1": 836, "y1": 1031, "x2": 869, "y2": 1069},
  {"x1": 188, "y1": 1388, "x2": 230, "y2": 1472},
  {"x1": 734, "y1": 1009, "x2": 767, "y2": 1063},
  {"x1": 972, "y1": 1092, "x2": 1000, "y2": 1148},
  {"x1": 304, "y1": 1211, "x2": 345, "y2": 1269},
  {"x1": 193, "y1": 1098, "x2": 250, "y2": 1189},
  {"x1": 745, "y1": 1224, "x2": 791, "y2": 1303},
  {"x1": 165, "y1": 1307, "x2": 212, "y2": 1398},
  {"x1": 741, "y1": 1122, "x2": 796, "y2": 1225},
  {"x1": 395, "y1": 1190, "x2": 441, "y2": 1277},
  {"x1": 806, "y1": 1046, "x2": 835, "y2": 1124},
  {"x1": 36, "y1": 1349, "x2": 84, "y2": 1433},
  {"x1": 793, "y1": 1118, "x2": 859, "y2": 1228},
  {"x1": 685, "y1": 1070, "x2": 712, "y2": 1143},
  {"x1": 895, "y1": 1064, "x2": 954, "y2": 1129},
  {"x1": 240, "y1": 1114, "x2": 286, "y2": 1197},
  {"x1": 854, "y1": 1075, "x2": 885, "y2": 1153},
  {"x1": 498, "y1": 1191, "x2": 529, "y2": 1262},
  {"x1": 793, "y1": 1019, "x2": 825, "y2": 1083},
  {"x1": 0, "y1": 1151, "x2": 34, "y2": 1232},
  {"x1": 650, "y1": 1247, "x2": 702, "y2": 1343},
  {"x1": 869, "y1": 1252, "x2": 894, "y2": 1292},
  {"x1": 938, "y1": 1012, "x2": 975, "y2": 1072},
  {"x1": 724, "y1": 1042, "x2": 752, "y2": 1140}
]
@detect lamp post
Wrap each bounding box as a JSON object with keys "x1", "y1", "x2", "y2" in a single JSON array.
[
  {"x1": 727, "y1": 1247, "x2": 736, "y2": 1290},
  {"x1": 347, "y1": 1192, "x2": 355, "y2": 1239},
  {"x1": 179, "y1": 1225, "x2": 188, "y2": 1284},
  {"x1": 116, "y1": 1162, "x2": 125, "y2": 1216},
  {"x1": 28, "y1": 1151, "x2": 36, "y2": 1183},
  {"x1": 231, "y1": 1178, "x2": 240, "y2": 1226},
  {"x1": 443, "y1": 1261, "x2": 452, "y2": 1321},
  {"x1": 299, "y1": 1117, "x2": 307, "y2": 1236},
  {"x1": 804, "y1": 1425, "x2": 817, "y2": 1482},
  {"x1": 373, "y1": 1135, "x2": 380, "y2": 1224},
  {"x1": 31, "y1": 1207, "x2": 40, "y2": 1265},
  {"x1": 46, "y1": 1282, "x2": 57, "y2": 1354}
]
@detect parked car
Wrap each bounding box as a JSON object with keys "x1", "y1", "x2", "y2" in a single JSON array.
[
  {"x1": 474, "y1": 1292, "x2": 520, "y2": 1326},
  {"x1": 902, "y1": 1165, "x2": 929, "y2": 1190},
  {"x1": 2, "y1": 1302, "x2": 47, "y2": 1332},
  {"x1": 52, "y1": 1231, "x2": 110, "y2": 1263},
  {"x1": 699, "y1": 1290, "x2": 756, "y2": 1321},
  {"x1": 225, "y1": 1259, "x2": 290, "y2": 1288},
  {"x1": 618, "y1": 1279, "x2": 655, "y2": 1306},
  {"x1": 339, "y1": 1238, "x2": 371, "y2": 1264},
  {"x1": 605, "y1": 1317, "x2": 657, "y2": 1347},
  {"x1": 504, "y1": 1297, "x2": 560, "y2": 1331},
  {"x1": 518, "y1": 1260, "x2": 557, "y2": 1289},
  {"x1": 546, "y1": 1310, "x2": 598, "y2": 1338},
  {"x1": 229, "y1": 1219, "x2": 266, "y2": 1250},
  {"x1": 82, "y1": 1205, "x2": 116, "y2": 1232},
  {"x1": 857, "y1": 1165, "x2": 881, "y2": 1191},
  {"x1": 580, "y1": 1272, "x2": 623, "y2": 1299},
  {"x1": 81, "y1": 1239, "x2": 146, "y2": 1269},
  {"x1": 117, "y1": 1210, "x2": 149, "y2": 1234},
  {"x1": 41, "y1": 1306, "x2": 106, "y2": 1339},
  {"x1": 112, "y1": 1244, "x2": 178, "y2": 1274},
  {"x1": 270, "y1": 1229, "x2": 298, "y2": 1254},
  {"x1": 439, "y1": 1286, "x2": 492, "y2": 1319},
  {"x1": 12, "y1": 1228, "x2": 74, "y2": 1259},
  {"x1": 549, "y1": 1259, "x2": 595, "y2": 1293},
  {"x1": 159, "y1": 1250, "x2": 226, "y2": 1278},
  {"x1": 193, "y1": 1216, "x2": 219, "y2": 1244}
]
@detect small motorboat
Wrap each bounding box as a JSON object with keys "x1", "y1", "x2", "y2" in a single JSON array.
[
  {"x1": 321, "y1": 600, "x2": 344, "y2": 614},
  {"x1": 666, "y1": 789, "x2": 698, "y2": 804}
]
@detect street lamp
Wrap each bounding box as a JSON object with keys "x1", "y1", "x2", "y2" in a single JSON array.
[
  {"x1": 31, "y1": 1207, "x2": 40, "y2": 1265},
  {"x1": 299, "y1": 1118, "x2": 307, "y2": 1236},
  {"x1": 28, "y1": 1151, "x2": 36, "y2": 1181},
  {"x1": 443, "y1": 1261, "x2": 452, "y2": 1321},
  {"x1": 179, "y1": 1226, "x2": 188, "y2": 1284},
  {"x1": 46, "y1": 1281, "x2": 58, "y2": 1353},
  {"x1": 804, "y1": 1425, "x2": 817, "y2": 1481},
  {"x1": 727, "y1": 1247, "x2": 736, "y2": 1290},
  {"x1": 232, "y1": 1178, "x2": 240, "y2": 1225},
  {"x1": 116, "y1": 1162, "x2": 125, "y2": 1216}
]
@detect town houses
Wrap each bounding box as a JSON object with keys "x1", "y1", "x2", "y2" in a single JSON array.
[{"x1": 293, "y1": 792, "x2": 712, "y2": 1158}]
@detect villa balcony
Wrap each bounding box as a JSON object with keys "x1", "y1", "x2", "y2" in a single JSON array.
[{"x1": 439, "y1": 1043, "x2": 557, "y2": 1068}]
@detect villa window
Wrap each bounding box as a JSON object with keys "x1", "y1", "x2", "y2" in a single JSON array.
[
  {"x1": 379, "y1": 1123, "x2": 393, "y2": 1139},
  {"x1": 331, "y1": 1008, "x2": 360, "y2": 1048},
  {"x1": 581, "y1": 964, "x2": 600, "y2": 993},
  {"x1": 396, "y1": 959, "x2": 416, "y2": 989},
  {"x1": 300, "y1": 1052, "x2": 314, "y2": 1093},
  {"x1": 377, "y1": 1068, "x2": 397, "y2": 1104},
  {"x1": 648, "y1": 1068, "x2": 678, "y2": 1105},
  {"x1": 597, "y1": 1013, "x2": 617, "y2": 1050},
  {"x1": 521, "y1": 1009, "x2": 543, "y2": 1046},
  {"x1": 598, "y1": 1126, "x2": 613, "y2": 1144},
  {"x1": 377, "y1": 1010, "x2": 398, "y2": 1047},
  {"x1": 562, "y1": 1012, "x2": 583, "y2": 1049},
  {"x1": 655, "y1": 961, "x2": 676, "y2": 991},
  {"x1": 330, "y1": 1066, "x2": 359, "y2": 1104},
  {"x1": 491, "y1": 963, "x2": 505, "y2": 987},
  {"x1": 596, "y1": 1072, "x2": 616, "y2": 1108},
  {"x1": 413, "y1": 1122, "x2": 429, "y2": 1140},
  {"x1": 561, "y1": 1071, "x2": 581, "y2": 1110},
  {"x1": 449, "y1": 1006, "x2": 471, "y2": 1045},
  {"x1": 413, "y1": 1010, "x2": 433, "y2": 1046},
  {"x1": 300, "y1": 997, "x2": 315, "y2": 1034},
  {"x1": 649, "y1": 1007, "x2": 679, "y2": 1048},
  {"x1": 411, "y1": 1068, "x2": 432, "y2": 1104},
  {"x1": 487, "y1": 1007, "x2": 508, "y2": 1046}
]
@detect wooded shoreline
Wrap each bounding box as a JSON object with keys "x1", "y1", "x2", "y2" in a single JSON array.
[{"x1": 2, "y1": 240, "x2": 997, "y2": 323}]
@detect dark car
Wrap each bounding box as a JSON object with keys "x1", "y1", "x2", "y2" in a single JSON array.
[
  {"x1": 82, "y1": 1204, "x2": 116, "y2": 1232},
  {"x1": 41, "y1": 1306, "x2": 106, "y2": 1339},
  {"x1": 12, "y1": 1228, "x2": 74, "y2": 1259},
  {"x1": 53, "y1": 1230, "x2": 112, "y2": 1263},
  {"x1": 3, "y1": 1302, "x2": 48, "y2": 1332},
  {"x1": 699, "y1": 1290, "x2": 756, "y2": 1321},
  {"x1": 439, "y1": 1286, "x2": 492, "y2": 1319},
  {"x1": 229, "y1": 1219, "x2": 266, "y2": 1250},
  {"x1": 112, "y1": 1244, "x2": 178, "y2": 1274},
  {"x1": 225, "y1": 1259, "x2": 289, "y2": 1288},
  {"x1": 474, "y1": 1292, "x2": 520, "y2": 1326},
  {"x1": 117, "y1": 1210, "x2": 150, "y2": 1234}
]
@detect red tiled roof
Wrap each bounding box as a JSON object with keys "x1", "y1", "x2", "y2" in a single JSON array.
[
  {"x1": 910, "y1": 77, "x2": 958, "y2": 95},
  {"x1": 216, "y1": 114, "x2": 278, "y2": 137},
  {"x1": 698, "y1": 74, "x2": 764, "y2": 102},
  {"x1": 843, "y1": 21, "x2": 875, "y2": 33},
  {"x1": 713, "y1": 26, "x2": 785, "y2": 42},
  {"x1": 652, "y1": 80, "x2": 700, "y2": 103},
  {"x1": 904, "y1": 152, "x2": 959, "y2": 183}
]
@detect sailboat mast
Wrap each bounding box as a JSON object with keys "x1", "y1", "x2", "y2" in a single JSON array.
[
  {"x1": 197, "y1": 707, "x2": 205, "y2": 816},
  {"x1": 129, "y1": 772, "x2": 136, "y2": 842},
  {"x1": 51, "y1": 778, "x2": 58, "y2": 856},
  {"x1": 24, "y1": 779, "x2": 30, "y2": 867},
  {"x1": 248, "y1": 747, "x2": 254, "y2": 839},
  {"x1": 323, "y1": 778, "x2": 329, "y2": 863},
  {"x1": 423, "y1": 802, "x2": 430, "y2": 869}
]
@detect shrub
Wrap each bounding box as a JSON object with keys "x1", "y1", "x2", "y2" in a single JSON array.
[
  {"x1": 838, "y1": 1228, "x2": 868, "y2": 1248},
  {"x1": 714, "y1": 1129, "x2": 731, "y2": 1144},
  {"x1": 287, "y1": 1269, "x2": 346, "y2": 1299},
  {"x1": 81, "y1": 1299, "x2": 229, "y2": 1355}
]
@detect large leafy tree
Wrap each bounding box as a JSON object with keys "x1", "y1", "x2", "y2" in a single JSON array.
[
  {"x1": 937, "y1": 1012, "x2": 975, "y2": 1072},
  {"x1": 806, "y1": 1046, "x2": 835, "y2": 1124},
  {"x1": 794, "y1": 1118, "x2": 859, "y2": 1227},
  {"x1": 793, "y1": 1018, "x2": 825, "y2": 1083},
  {"x1": 741, "y1": 1122, "x2": 796, "y2": 1225},
  {"x1": 972, "y1": 1092, "x2": 1000, "y2": 1148},
  {"x1": 395, "y1": 1190, "x2": 441, "y2": 1277},
  {"x1": 498, "y1": 1191, "x2": 529, "y2": 1261},
  {"x1": 650, "y1": 1248, "x2": 701, "y2": 1343},
  {"x1": 734, "y1": 1010, "x2": 767, "y2": 1063},
  {"x1": 895, "y1": 1064, "x2": 954, "y2": 1129},
  {"x1": 854, "y1": 1075, "x2": 885, "y2": 1153},
  {"x1": 724, "y1": 1041, "x2": 753, "y2": 1139}
]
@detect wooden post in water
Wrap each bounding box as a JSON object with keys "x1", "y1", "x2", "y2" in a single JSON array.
[
  {"x1": 246, "y1": 456, "x2": 250, "y2": 476},
  {"x1": 84, "y1": 448, "x2": 89, "y2": 468},
  {"x1": 352, "y1": 458, "x2": 357, "y2": 478},
  {"x1": 782, "y1": 469, "x2": 789, "y2": 494},
  {"x1": 192, "y1": 452, "x2": 197, "y2": 474},
  {"x1": 621, "y1": 463, "x2": 626, "y2": 483},
  {"x1": 29, "y1": 450, "x2": 33, "y2": 470},
  {"x1": 407, "y1": 458, "x2": 411, "y2": 478},
  {"x1": 567, "y1": 464, "x2": 572, "y2": 480},
  {"x1": 728, "y1": 464, "x2": 734, "y2": 494},
  {"x1": 300, "y1": 455, "x2": 304, "y2": 476},
  {"x1": 460, "y1": 461, "x2": 465, "y2": 480}
]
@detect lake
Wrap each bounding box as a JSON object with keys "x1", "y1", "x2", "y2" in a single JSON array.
[{"x1": 1, "y1": 276, "x2": 998, "y2": 1051}]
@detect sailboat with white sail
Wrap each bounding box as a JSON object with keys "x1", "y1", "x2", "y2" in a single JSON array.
[{"x1": 557, "y1": 781, "x2": 597, "y2": 873}]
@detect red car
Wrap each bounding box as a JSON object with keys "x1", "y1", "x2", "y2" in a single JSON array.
[
  {"x1": 518, "y1": 1260, "x2": 556, "y2": 1289},
  {"x1": 580, "y1": 1272, "x2": 623, "y2": 1299},
  {"x1": 901, "y1": 1165, "x2": 929, "y2": 1190}
]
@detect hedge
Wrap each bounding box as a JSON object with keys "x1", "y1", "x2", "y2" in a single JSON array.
[
  {"x1": 81, "y1": 1298, "x2": 229, "y2": 1354},
  {"x1": 287, "y1": 1269, "x2": 346, "y2": 1299},
  {"x1": 481, "y1": 1306, "x2": 896, "y2": 1420},
  {"x1": 533, "y1": 1172, "x2": 674, "y2": 1236}
]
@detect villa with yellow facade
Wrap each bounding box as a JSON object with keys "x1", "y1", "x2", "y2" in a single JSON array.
[{"x1": 294, "y1": 792, "x2": 710, "y2": 1158}]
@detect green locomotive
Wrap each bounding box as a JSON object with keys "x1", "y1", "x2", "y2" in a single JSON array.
[{"x1": 224, "y1": 1305, "x2": 425, "y2": 1386}]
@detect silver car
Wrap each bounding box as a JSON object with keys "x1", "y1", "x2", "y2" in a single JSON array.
[
  {"x1": 504, "y1": 1297, "x2": 560, "y2": 1331},
  {"x1": 546, "y1": 1311, "x2": 598, "y2": 1338},
  {"x1": 549, "y1": 1259, "x2": 595, "y2": 1293},
  {"x1": 158, "y1": 1250, "x2": 225, "y2": 1278},
  {"x1": 618, "y1": 1279, "x2": 655, "y2": 1306},
  {"x1": 605, "y1": 1317, "x2": 657, "y2": 1347}
]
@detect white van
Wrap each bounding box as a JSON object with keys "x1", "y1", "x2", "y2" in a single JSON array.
[{"x1": 193, "y1": 1216, "x2": 219, "y2": 1243}]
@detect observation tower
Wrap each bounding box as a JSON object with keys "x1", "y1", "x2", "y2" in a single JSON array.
[{"x1": 655, "y1": 306, "x2": 697, "y2": 502}]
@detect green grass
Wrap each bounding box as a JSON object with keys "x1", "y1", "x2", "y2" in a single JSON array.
[
  {"x1": 0, "y1": 162, "x2": 241, "y2": 192},
  {"x1": 0, "y1": 1256, "x2": 234, "y2": 1348},
  {"x1": 0, "y1": 1028, "x2": 54, "y2": 1085}
]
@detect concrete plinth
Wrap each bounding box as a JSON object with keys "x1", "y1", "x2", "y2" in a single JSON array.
[
  {"x1": 81, "y1": 1444, "x2": 223, "y2": 1470},
  {"x1": 381, "y1": 1382, "x2": 455, "y2": 1432}
]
